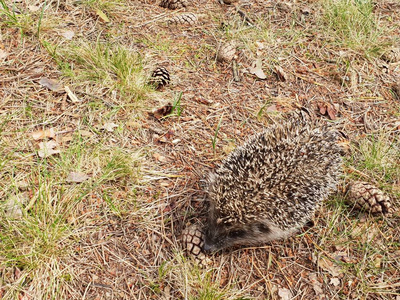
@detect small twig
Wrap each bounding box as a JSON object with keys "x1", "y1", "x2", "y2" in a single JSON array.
[
  {"x1": 236, "y1": 8, "x2": 254, "y2": 27},
  {"x1": 55, "y1": 129, "x2": 76, "y2": 135},
  {"x1": 232, "y1": 60, "x2": 240, "y2": 82}
]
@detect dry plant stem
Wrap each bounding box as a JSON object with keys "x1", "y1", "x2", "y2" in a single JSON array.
[{"x1": 232, "y1": 60, "x2": 240, "y2": 82}]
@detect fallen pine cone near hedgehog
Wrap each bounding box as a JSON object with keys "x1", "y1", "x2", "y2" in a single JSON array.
[{"x1": 345, "y1": 181, "x2": 394, "y2": 215}]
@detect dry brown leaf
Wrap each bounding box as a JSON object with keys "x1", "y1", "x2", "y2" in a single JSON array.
[
  {"x1": 318, "y1": 256, "x2": 342, "y2": 277},
  {"x1": 318, "y1": 102, "x2": 327, "y2": 115},
  {"x1": 373, "y1": 254, "x2": 383, "y2": 268},
  {"x1": 278, "y1": 287, "x2": 292, "y2": 300},
  {"x1": 326, "y1": 104, "x2": 337, "y2": 120},
  {"x1": 4, "y1": 193, "x2": 29, "y2": 219},
  {"x1": 31, "y1": 128, "x2": 56, "y2": 140},
  {"x1": 317, "y1": 102, "x2": 337, "y2": 120},
  {"x1": 78, "y1": 130, "x2": 94, "y2": 137},
  {"x1": 153, "y1": 152, "x2": 167, "y2": 162},
  {"x1": 60, "y1": 30, "x2": 75, "y2": 40},
  {"x1": 330, "y1": 277, "x2": 340, "y2": 286},
  {"x1": 28, "y1": 5, "x2": 40, "y2": 11},
  {"x1": 309, "y1": 273, "x2": 324, "y2": 295},
  {"x1": 38, "y1": 140, "x2": 61, "y2": 158},
  {"x1": 248, "y1": 59, "x2": 267, "y2": 79},
  {"x1": 0, "y1": 49, "x2": 8, "y2": 60},
  {"x1": 266, "y1": 104, "x2": 278, "y2": 112},
  {"x1": 274, "y1": 65, "x2": 288, "y2": 82},
  {"x1": 66, "y1": 172, "x2": 89, "y2": 183},
  {"x1": 39, "y1": 77, "x2": 63, "y2": 92},
  {"x1": 102, "y1": 122, "x2": 118, "y2": 132}
]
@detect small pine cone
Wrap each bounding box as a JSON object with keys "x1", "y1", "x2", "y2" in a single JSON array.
[
  {"x1": 168, "y1": 13, "x2": 198, "y2": 26},
  {"x1": 149, "y1": 67, "x2": 170, "y2": 88},
  {"x1": 160, "y1": 0, "x2": 188, "y2": 10},
  {"x1": 382, "y1": 47, "x2": 400, "y2": 63},
  {"x1": 217, "y1": 41, "x2": 237, "y2": 62},
  {"x1": 222, "y1": 0, "x2": 239, "y2": 4},
  {"x1": 346, "y1": 181, "x2": 394, "y2": 215},
  {"x1": 182, "y1": 225, "x2": 210, "y2": 266}
]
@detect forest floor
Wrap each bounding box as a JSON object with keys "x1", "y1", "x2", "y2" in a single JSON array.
[{"x1": 1, "y1": 0, "x2": 400, "y2": 299}]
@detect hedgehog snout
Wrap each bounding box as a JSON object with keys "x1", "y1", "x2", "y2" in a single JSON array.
[
  {"x1": 202, "y1": 240, "x2": 215, "y2": 253},
  {"x1": 202, "y1": 227, "x2": 220, "y2": 253},
  {"x1": 203, "y1": 222, "x2": 228, "y2": 253},
  {"x1": 203, "y1": 222, "x2": 251, "y2": 252}
]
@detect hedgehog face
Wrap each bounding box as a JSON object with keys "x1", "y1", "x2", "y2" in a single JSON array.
[
  {"x1": 203, "y1": 218, "x2": 278, "y2": 253},
  {"x1": 203, "y1": 220, "x2": 244, "y2": 253}
]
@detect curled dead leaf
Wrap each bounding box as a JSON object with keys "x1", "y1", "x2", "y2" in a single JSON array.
[
  {"x1": 318, "y1": 102, "x2": 327, "y2": 115},
  {"x1": 38, "y1": 140, "x2": 61, "y2": 158},
  {"x1": 39, "y1": 77, "x2": 63, "y2": 92},
  {"x1": 153, "y1": 152, "x2": 167, "y2": 162},
  {"x1": 3, "y1": 193, "x2": 29, "y2": 219},
  {"x1": 278, "y1": 288, "x2": 292, "y2": 300},
  {"x1": 78, "y1": 130, "x2": 94, "y2": 137},
  {"x1": 248, "y1": 59, "x2": 267, "y2": 79},
  {"x1": 66, "y1": 172, "x2": 89, "y2": 183},
  {"x1": 274, "y1": 65, "x2": 289, "y2": 82},
  {"x1": 318, "y1": 102, "x2": 337, "y2": 120},
  {"x1": 326, "y1": 104, "x2": 337, "y2": 120},
  {"x1": 60, "y1": 30, "x2": 75, "y2": 40},
  {"x1": 102, "y1": 122, "x2": 118, "y2": 132},
  {"x1": 318, "y1": 256, "x2": 342, "y2": 277},
  {"x1": 31, "y1": 128, "x2": 56, "y2": 140},
  {"x1": 309, "y1": 273, "x2": 324, "y2": 295},
  {"x1": 28, "y1": 5, "x2": 40, "y2": 11},
  {"x1": 330, "y1": 277, "x2": 340, "y2": 287},
  {"x1": 0, "y1": 49, "x2": 9, "y2": 60}
]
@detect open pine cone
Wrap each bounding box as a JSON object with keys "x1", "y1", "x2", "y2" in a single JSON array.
[
  {"x1": 182, "y1": 224, "x2": 210, "y2": 266},
  {"x1": 346, "y1": 181, "x2": 394, "y2": 215},
  {"x1": 168, "y1": 13, "x2": 198, "y2": 26},
  {"x1": 216, "y1": 41, "x2": 237, "y2": 62},
  {"x1": 160, "y1": 0, "x2": 188, "y2": 9},
  {"x1": 149, "y1": 67, "x2": 170, "y2": 89}
]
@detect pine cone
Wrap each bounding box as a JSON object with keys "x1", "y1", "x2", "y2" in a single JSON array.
[
  {"x1": 168, "y1": 13, "x2": 198, "y2": 26},
  {"x1": 159, "y1": 0, "x2": 188, "y2": 9},
  {"x1": 182, "y1": 225, "x2": 210, "y2": 266},
  {"x1": 382, "y1": 46, "x2": 400, "y2": 63},
  {"x1": 346, "y1": 181, "x2": 394, "y2": 215},
  {"x1": 149, "y1": 67, "x2": 170, "y2": 89},
  {"x1": 217, "y1": 41, "x2": 237, "y2": 62},
  {"x1": 222, "y1": 0, "x2": 239, "y2": 4}
]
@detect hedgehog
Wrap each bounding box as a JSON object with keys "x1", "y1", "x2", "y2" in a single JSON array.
[{"x1": 203, "y1": 112, "x2": 344, "y2": 252}]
